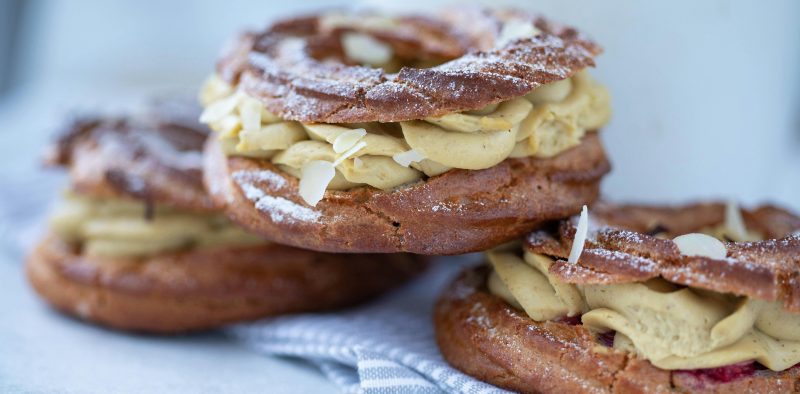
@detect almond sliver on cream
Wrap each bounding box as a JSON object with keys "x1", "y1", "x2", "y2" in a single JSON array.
[
  {"x1": 332, "y1": 128, "x2": 366, "y2": 153},
  {"x1": 725, "y1": 200, "x2": 749, "y2": 241},
  {"x1": 299, "y1": 141, "x2": 367, "y2": 206},
  {"x1": 199, "y1": 91, "x2": 242, "y2": 123},
  {"x1": 299, "y1": 161, "x2": 335, "y2": 206},
  {"x1": 333, "y1": 141, "x2": 367, "y2": 166},
  {"x1": 199, "y1": 74, "x2": 233, "y2": 106},
  {"x1": 496, "y1": 19, "x2": 541, "y2": 48},
  {"x1": 392, "y1": 149, "x2": 426, "y2": 167},
  {"x1": 238, "y1": 96, "x2": 263, "y2": 133},
  {"x1": 568, "y1": 205, "x2": 589, "y2": 264},
  {"x1": 341, "y1": 32, "x2": 393, "y2": 66},
  {"x1": 673, "y1": 233, "x2": 727, "y2": 260}
]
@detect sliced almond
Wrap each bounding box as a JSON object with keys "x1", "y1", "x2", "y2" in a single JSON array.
[
  {"x1": 341, "y1": 32, "x2": 393, "y2": 66},
  {"x1": 199, "y1": 91, "x2": 242, "y2": 124},
  {"x1": 724, "y1": 200, "x2": 749, "y2": 242},
  {"x1": 673, "y1": 233, "x2": 727, "y2": 259},
  {"x1": 333, "y1": 140, "x2": 367, "y2": 166},
  {"x1": 199, "y1": 74, "x2": 233, "y2": 106},
  {"x1": 299, "y1": 160, "x2": 335, "y2": 206},
  {"x1": 392, "y1": 148, "x2": 426, "y2": 167},
  {"x1": 211, "y1": 115, "x2": 242, "y2": 138},
  {"x1": 568, "y1": 205, "x2": 589, "y2": 264},
  {"x1": 332, "y1": 128, "x2": 367, "y2": 153},
  {"x1": 238, "y1": 96, "x2": 263, "y2": 132},
  {"x1": 496, "y1": 19, "x2": 541, "y2": 47}
]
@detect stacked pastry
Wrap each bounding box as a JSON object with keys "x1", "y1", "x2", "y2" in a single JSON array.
[
  {"x1": 198, "y1": 7, "x2": 611, "y2": 254},
  {"x1": 25, "y1": 101, "x2": 426, "y2": 333},
  {"x1": 195, "y1": 6, "x2": 800, "y2": 392},
  {"x1": 25, "y1": 5, "x2": 800, "y2": 393}
]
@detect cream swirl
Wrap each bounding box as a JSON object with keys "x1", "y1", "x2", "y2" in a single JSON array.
[
  {"x1": 50, "y1": 194, "x2": 265, "y2": 258},
  {"x1": 200, "y1": 71, "x2": 610, "y2": 205},
  {"x1": 487, "y1": 249, "x2": 800, "y2": 371}
]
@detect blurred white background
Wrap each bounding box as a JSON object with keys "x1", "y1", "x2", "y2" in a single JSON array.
[
  {"x1": 0, "y1": 0, "x2": 797, "y2": 210},
  {"x1": 0, "y1": 1, "x2": 796, "y2": 392}
]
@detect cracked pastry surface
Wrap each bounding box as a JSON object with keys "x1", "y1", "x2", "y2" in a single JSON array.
[
  {"x1": 26, "y1": 101, "x2": 427, "y2": 333},
  {"x1": 436, "y1": 266, "x2": 800, "y2": 394},
  {"x1": 435, "y1": 202, "x2": 800, "y2": 393},
  {"x1": 27, "y1": 232, "x2": 426, "y2": 333},
  {"x1": 200, "y1": 70, "x2": 610, "y2": 194},
  {"x1": 204, "y1": 132, "x2": 609, "y2": 254},
  {"x1": 201, "y1": 7, "x2": 611, "y2": 254}
]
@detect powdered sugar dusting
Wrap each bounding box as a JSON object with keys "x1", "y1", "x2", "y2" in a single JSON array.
[
  {"x1": 237, "y1": 181, "x2": 266, "y2": 201},
  {"x1": 532, "y1": 205, "x2": 800, "y2": 306},
  {"x1": 228, "y1": 8, "x2": 599, "y2": 123},
  {"x1": 604, "y1": 229, "x2": 648, "y2": 245},
  {"x1": 136, "y1": 133, "x2": 204, "y2": 171},
  {"x1": 585, "y1": 248, "x2": 658, "y2": 274},
  {"x1": 255, "y1": 195, "x2": 321, "y2": 224},
  {"x1": 431, "y1": 202, "x2": 457, "y2": 213},
  {"x1": 234, "y1": 172, "x2": 320, "y2": 224},
  {"x1": 429, "y1": 199, "x2": 489, "y2": 214},
  {"x1": 231, "y1": 169, "x2": 288, "y2": 190}
]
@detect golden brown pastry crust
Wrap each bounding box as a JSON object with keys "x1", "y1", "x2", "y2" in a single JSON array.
[
  {"x1": 218, "y1": 7, "x2": 601, "y2": 123},
  {"x1": 525, "y1": 202, "x2": 800, "y2": 311},
  {"x1": 204, "y1": 133, "x2": 610, "y2": 255},
  {"x1": 27, "y1": 233, "x2": 427, "y2": 333},
  {"x1": 434, "y1": 266, "x2": 800, "y2": 394},
  {"x1": 45, "y1": 104, "x2": 215, "y2": 212}
]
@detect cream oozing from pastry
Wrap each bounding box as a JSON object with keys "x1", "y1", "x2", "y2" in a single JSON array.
[
  {"x1": 487, "y1": 215, "x2": 800, "y2": 372},
  {"x1": 50, "y1": 194, "x2": 265, "y2": 258},
  {"x1": 199, "y1": 71, "x2": 611, "y2": 206},
  {"x1": 487, "y1": 250, "x2": 800, "y2": 371}
]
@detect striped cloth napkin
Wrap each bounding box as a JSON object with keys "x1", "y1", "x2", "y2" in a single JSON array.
[{"x1": 229, "y1": 257, "x2": 510, "y2": 394}]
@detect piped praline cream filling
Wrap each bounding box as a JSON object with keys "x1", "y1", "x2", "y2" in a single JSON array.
[
  {"x1": 199, "y1": 71, "x2": 610, "y2": 205},
  {"x1": 50, "y1": 194, "x2": 265, "y2": 258},
  {"x1": 487, "y1": 230, "x2": 800, "y2": 371}
]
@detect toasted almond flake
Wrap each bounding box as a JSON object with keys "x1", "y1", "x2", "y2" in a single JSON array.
[
  {"x1": 392, "y1": 148, "x2": 426, "y2": 167},
  {"x1": 211, "y1": 115, "x2": 242, "y2": 138},
  {"x1": 725, "y1": 200, "x2": 749, "y2": 242},
  {"x1": 673, "y1": 233, "x2": 727, "y2": 259},
  {"x1": 332, "y1": 128, "x2": 366, "y2": 153},
  {"x1": 568, "y1": 205, "x2": 589, "y2": 264},
  {"x1": 199, "y1": 74, "x2": 233, "y2": 106},
  {"x1": 341, "y1": 32, "x2": 393, "y2": 66},
  {"x1": 333, "y1": 140, "x2": 367, "y2": 166},
  {"x1": 299, "y1": 160, "x2": 335, "y2": 206},
  {"x1": 496, "y1": 19, "x2": 541, "y2": 47},
  {"x1": 199, "y1": 92, "x2": 242, "y2": 124},
  {"x1": 239, "y1": 97, "x2": 262, "y2": 132}
]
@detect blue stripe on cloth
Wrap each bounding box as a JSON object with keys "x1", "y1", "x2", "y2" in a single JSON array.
[
  {"x1": 317, "y1": 360, "x2": 361, "y2": 394},
  {"x1": 228, "y1": 258, "x2": 513, "y2": 394}
]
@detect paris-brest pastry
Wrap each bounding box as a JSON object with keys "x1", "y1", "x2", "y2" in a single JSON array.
[
  {"x1": 26, "y1": 102, "x2": 426, "y2": 333},
  {"x1": 200, "y1": 8, "x2": 612, "y2": 254},
  {"x1": 435, "y1": 201, "x2": 800, "y2": 393}
]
